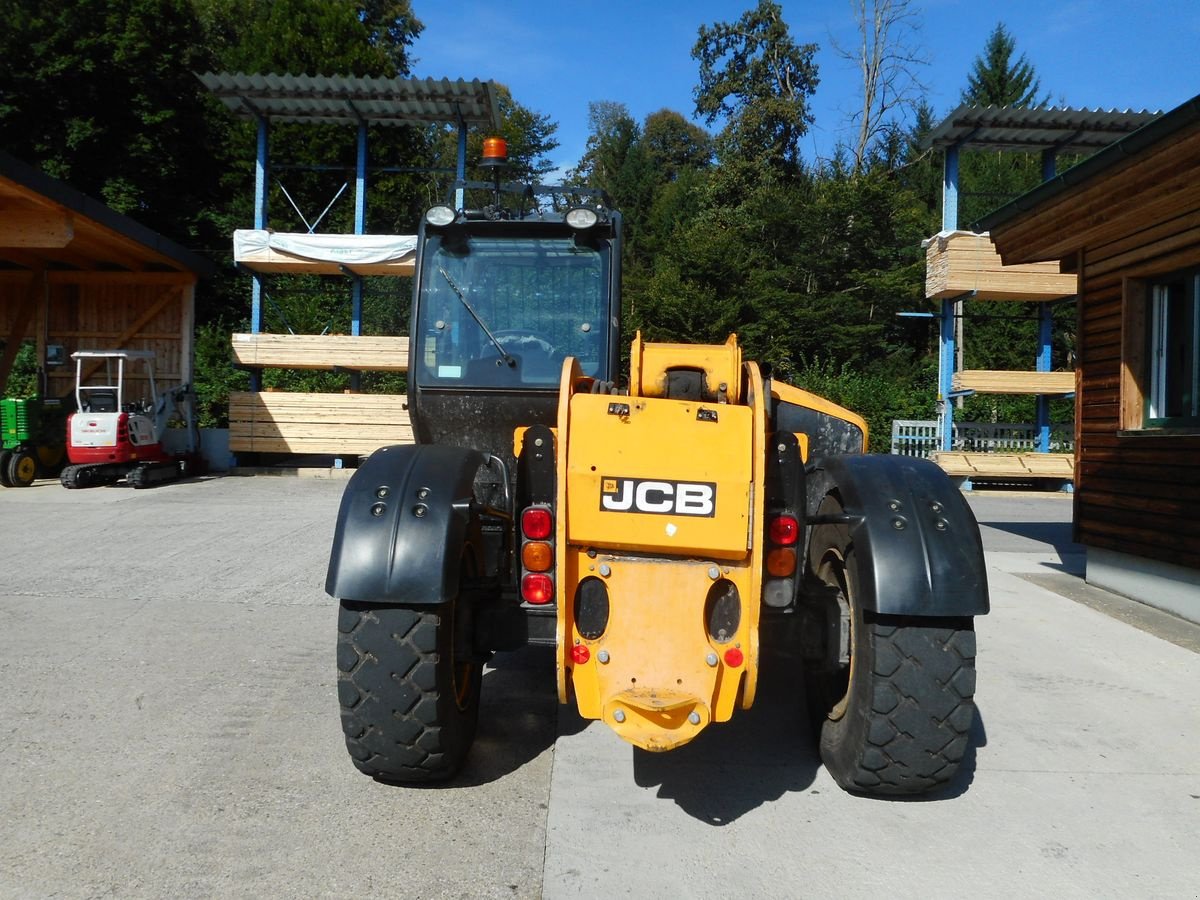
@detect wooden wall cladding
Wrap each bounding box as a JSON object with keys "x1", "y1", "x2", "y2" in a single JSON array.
[
  {"x1": 2, "y1": 273, "x2": 189, "y2": 401},
  {"x1": 1074, "y1": 211, "x2": 1200, "y2": 570},
  {"x1": 43, "y1": 281, "x2": 185, "y2": 398}
]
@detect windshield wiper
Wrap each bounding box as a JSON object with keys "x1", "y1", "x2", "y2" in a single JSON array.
[{"x1": 438, "y1": 267, "x2": 516, "y2": 367}]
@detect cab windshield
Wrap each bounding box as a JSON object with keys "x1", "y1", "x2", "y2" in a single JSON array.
[{"x1": 415, "y1": 233, "x2": 609, "y2": 388}]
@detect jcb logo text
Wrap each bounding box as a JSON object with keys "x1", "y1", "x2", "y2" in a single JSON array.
[{"x1": 600, "y1": 477, "x2": 716, "y2": 517}]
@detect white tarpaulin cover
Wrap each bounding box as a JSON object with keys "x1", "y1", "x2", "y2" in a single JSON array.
[{"x1": 233, "y1": 230, "x2": 417, "y2": 272}]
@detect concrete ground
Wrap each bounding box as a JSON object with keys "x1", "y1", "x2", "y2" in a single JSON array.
[{"x1": 0, "y1": 477, "x2": 1196, "y2": 899}]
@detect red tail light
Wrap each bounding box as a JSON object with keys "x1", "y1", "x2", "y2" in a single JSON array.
[
  {"x1": 570, "y1": 644, "x2": 590, "y2": 665},
  {"x1": 724, "y1": 647, "x2": 744, "y2": 668},
  {"x1": 768, "y1": 514, "x2": 799, "y2": 546},
  {"x1": 522, "y1": 573, "x2": 554, "y2": 604},
  {"x1": 522, "y1": 507, "x2": 553, "y2": 539}
]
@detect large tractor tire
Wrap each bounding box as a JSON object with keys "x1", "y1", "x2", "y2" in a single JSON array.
[
  {"x1": 0, "y1": 450, "x2": 12, "y2": 487},
  {"x1": 337, "y1": 596, "x2": 482, "y2": 783},
  {"x1": 6, "y1": 448, "x2": 38, "y2": 487},
  {"x1": 806, "y1": 494, "x2": 977, "y2": 796}
]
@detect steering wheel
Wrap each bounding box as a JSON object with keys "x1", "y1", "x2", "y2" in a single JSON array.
[{"x1": 492, "y1": 329, "x2": 560, "y2": 359}]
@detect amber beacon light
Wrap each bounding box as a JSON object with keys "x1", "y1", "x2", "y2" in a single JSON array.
[{"x1": 481, "y1": 136, "x2": 508, "y2": 167}]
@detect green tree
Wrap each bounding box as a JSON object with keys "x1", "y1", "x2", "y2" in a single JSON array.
[
  {"x1": 692, "y1": 0, "x2": 819, "y2": 172},
  {"x1": 962, "y1": 23, "x2": 1049, "y2": 108},
  {"x1": 0, "y1": 0, "x2": 221, "y2": 241},
  {"x1": 641, "y1": 109, "x2": 713, "y2": 181},
  {"x1": 571, "y1": 101, "x2": 640, "y2": 193},
  {"x1": 198, "y1": 0, "x2": 422, "y2": 77}
]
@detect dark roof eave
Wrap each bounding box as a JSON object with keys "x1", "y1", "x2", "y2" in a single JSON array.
[
  {"x1": 977, "y1": 94, "x2": 1200, "y2": 236},
  {"x1": 0, "y1": 149, "x2": 216, "y2": 277}
]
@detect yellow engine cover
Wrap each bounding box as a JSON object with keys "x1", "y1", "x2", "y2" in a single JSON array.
[
  {"x1": 563, "y1": 393, "x2": 753, "y2": 560},
  {"x1": 553, "y1": 346, "x2": 768, "y2": 752}
]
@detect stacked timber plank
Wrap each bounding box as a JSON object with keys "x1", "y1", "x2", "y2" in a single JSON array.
[
  {"x1": 924, "y1": 231, "x2": 1076, "y2": 301},
  {"x1": 229, "y1": 391, "x2": 411, "y2": 455},
  {"x1": 231, "y1": 333, "x2": 409, "y2": 371},
  {"x1": 933, "y1": 451, "x2": 1074, "y2": 480},
  {"x1": 952, "y1": 370, "x2": 1075, "y2": 395},
  {"x1": 229, "y1": 332, "x2": 412, "y2": 457}
]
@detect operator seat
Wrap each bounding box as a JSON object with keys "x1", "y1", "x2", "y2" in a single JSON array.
[{"x1": 84, "y1": 390, "x2": 118, "y2": 413}]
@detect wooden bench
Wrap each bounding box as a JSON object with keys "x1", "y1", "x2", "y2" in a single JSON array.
[
  {"x1": 229, "y1": 391, "x2": 412, "y2": 455},
  {"x1": 951, "y1": 369, "x2": 1075, "y2": 395},
  {"x1": 231, "y1": 333, "x2": 410, "y2": 372},
  {"x1": 932, "y1": 451, "x2": 1075, "y2": 490}
]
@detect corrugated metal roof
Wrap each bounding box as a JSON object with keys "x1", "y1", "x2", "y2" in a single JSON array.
[
  {"x1": 921, "y1": 104, "x2": 1162, "y2": 154},
  {"x1": 978, "y1": 94, "x2": 1200, "y2": 233},
  {"x1": 196, "y1": 72, "x2": 501, "y2": 129}
]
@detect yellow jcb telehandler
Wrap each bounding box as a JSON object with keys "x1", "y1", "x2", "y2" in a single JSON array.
[{"x1": 327, "y1": 152, "x2": 988, "y2": 796}]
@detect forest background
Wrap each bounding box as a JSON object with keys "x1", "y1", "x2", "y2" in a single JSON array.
[{"x1": 0, "y1": 0, "x2": 1080, "y2": 451}]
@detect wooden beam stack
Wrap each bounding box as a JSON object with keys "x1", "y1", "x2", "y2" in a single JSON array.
[
  {"x1": 952, "y1": 370, "x2": 1075, "y2": 395},
  {"x1": 229, "y1": 391, "x2": 412, "y2": 455},
  {"x1": 924, "y1": 231, "x2": 1076, "y2": 301},
  {"x1": 231, "y1": 333, "x2": 409, "y2": 372}
]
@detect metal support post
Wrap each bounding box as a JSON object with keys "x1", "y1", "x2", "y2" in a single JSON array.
[
  {"x1": 354, "y1": 118, "x2": 368, "y2": 242},
  {"x1": 250, "y1": 115, "x2": 270, "y2": 390},
  {"x1": 939, "y1": 298, "x2": 956, "y2": 451},
  {"x1": 942, "y1": 144, "x2": 960, "y2": 232},
  {"x1": 1036, "y1": 302, "x2": 1053, "y2": 453},
  {"x1": 455, "y1": 112, "x2": 467, "y2": 210},
  {"x1": 350, "y1": 119, "x2": 368, "y2": 390},
  {"x1": 1041, "y1": 148, "x2": 1057, "y2": 182}
]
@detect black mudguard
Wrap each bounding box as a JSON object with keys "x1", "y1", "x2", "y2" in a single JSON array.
[
  {"x1": 325, "y1": 444, "x2": 486, "y2": 604},
  {"x1": 807, "y1": 454, "x2": 990, "y2": 617}
]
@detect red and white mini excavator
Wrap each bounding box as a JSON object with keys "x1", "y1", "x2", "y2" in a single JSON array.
[{"x1": 60, "y1": 350, "x2": 201, "y2": 489}]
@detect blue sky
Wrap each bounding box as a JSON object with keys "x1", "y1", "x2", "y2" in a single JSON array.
[{"x1": 408, "y1": 0, "x2": 1200, "y2": 176}]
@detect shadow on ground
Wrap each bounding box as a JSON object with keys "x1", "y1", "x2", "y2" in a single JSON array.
[
  {"x1": 457, "y1": 645, "x2": 563, "y2": 787},
  {"x1": 628, "y1": 648, "x2": 822, "y2": 825},
  {"x1": 977, "y1": 519, "x2": 1082, "y2": 553},
  {"x1": 626, "y1": 648, "x2": 988, "y2": 821}
]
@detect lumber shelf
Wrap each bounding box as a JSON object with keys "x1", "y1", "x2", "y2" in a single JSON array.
[
  {"x1": 932, "y1": 451, "x2": 1075, "y2": 479},
  {"x1": 952, "y1": 369, "x2": 1076, "y2": 395},
  {"x1": 231, "y1": 333, "x2": 409, "y2": 372},
  {"x1": 229, "y1": 390, "x2": 412, "y2": 455},
  {"x1": 924, "y1": 231, "x2": 1076, "y2": 301}
]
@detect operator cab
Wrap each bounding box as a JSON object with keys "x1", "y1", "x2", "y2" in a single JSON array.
[
  {"x1": 408, "y1": 176, "x2": 622, "y2": 466},
  {"x1": 415, "y1": 230, "x2": 611, "y2": 388}
]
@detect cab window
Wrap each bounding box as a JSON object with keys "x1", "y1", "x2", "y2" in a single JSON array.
[{"x1": 416, "y1": 234, "x2": 609, "y2": 387}]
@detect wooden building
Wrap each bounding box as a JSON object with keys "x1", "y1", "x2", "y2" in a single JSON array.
[
  {"x1": 981, "y1": 96, "x2": 1200, "y2": 621},
  {"x1": 0, "y1": 150, "x2": 213, "y2": 399}
]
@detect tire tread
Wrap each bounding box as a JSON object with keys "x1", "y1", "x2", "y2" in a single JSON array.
[
  {"x1": 337, "y1": 600, "x2": 478, "y2": 783},
  {"x1": 823, "y1": 617, "x2": 977, "y2": 795}
]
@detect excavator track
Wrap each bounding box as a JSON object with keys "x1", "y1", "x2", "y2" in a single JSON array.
[
  {"x1": 127, "y1": 459, "x2": 188, "y2": 489},
  {"x1": 60, "y1": 463, "x2": 122, "y2": 489}
]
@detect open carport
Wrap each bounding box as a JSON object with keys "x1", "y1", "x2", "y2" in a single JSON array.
[{"x1": 0, "y1": 149, "x2": 213, "y2": 400}]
